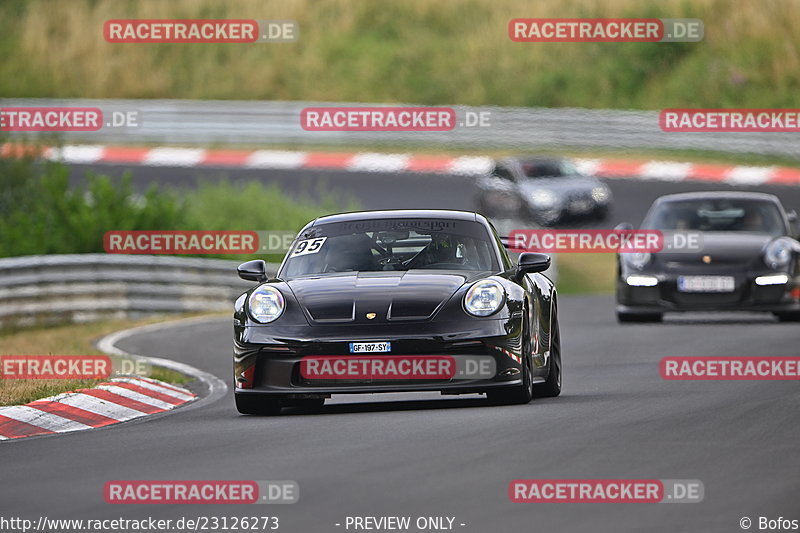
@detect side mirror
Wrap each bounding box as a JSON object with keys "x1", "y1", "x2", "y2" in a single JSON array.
[
  {"x1": 238, "y1": 260, "x2": 267, "y2": 282},
  {"x1": 518, "y1": 252, "x2": 551, "y2": 274},
  {"x1": 614, "y1": 222, "x2": 634, "y2": 231}
]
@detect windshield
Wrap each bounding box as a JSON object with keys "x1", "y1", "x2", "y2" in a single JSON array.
[
  {"x1": 643, "y1": 198, "x2": 786, "y2": 235},
  {"x1": 521, "y1": 160, "x2": 580, "y2": 178},
  {"x1": 280, "y1": 218, "x2": 499, "y2": 277}
]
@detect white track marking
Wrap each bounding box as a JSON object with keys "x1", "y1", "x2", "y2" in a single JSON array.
[
  {"x1": 246, "y1": 150, "x2": 307, "y2": 169},
  {"x1": 725, "y1": 166, "x2": 775, "y2": 186},
  {"x1": 573, "y1": 158, "x2": 601, "y2": 176},
  {"x1": 47, "y1": 145, "x2": 105, "y2": 164},
  {"x1": 640, "y1": 161, "x2": 693, "y2": 181},
  {"x1": 347, "y1": 153, "x2": 410, "y2": 172},
  {"x1": 112, "y1": 377, "x2": 195, "y2": 402},
  {"x1": 0, "y1": 405, "x2": 93, "y2": 432},
  {"x1": 95, "y1": 385, "x2": 176, "y2": 410},
  {"x1": 44, "y1": 392, "x2": 149, "y2": 420},
  {"x1": 143, "y1": 148, "x2": 206, "y2": 167},
  {"x1": 448, "y1": 156, "x2": 493, "y2": 176}
]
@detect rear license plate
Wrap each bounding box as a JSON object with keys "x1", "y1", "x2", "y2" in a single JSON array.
[
  {"x1": 677, "y1": 276, "x2": 735, "y2": 293},
  {"x1": 349, "y1": 342, "x2": 391, "y2": 353}
]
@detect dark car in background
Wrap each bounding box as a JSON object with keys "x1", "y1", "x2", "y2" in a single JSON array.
[
  {"x1": 475, "y1": 156, "x2": 612, "y2": 226},
  {"x1": 232, "y1": 210, "x2": 561, "y2": 415},
  {"x1": 616, "y1": 191, "x2": 800, "y2": 323}
]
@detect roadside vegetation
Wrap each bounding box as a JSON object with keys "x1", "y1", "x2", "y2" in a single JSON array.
[
  {"x1": 1, "y1": 0, "x2": 798, "y2": 109},
  {"x1": 556, "y1": 253, "x2": 617, "y2": 294},
  {"x1": 0, "y1": 149, "x2": 357, "y2": 262},
  {"x1": 0, "y1": 315, "x2": 210, "y2": 406}
]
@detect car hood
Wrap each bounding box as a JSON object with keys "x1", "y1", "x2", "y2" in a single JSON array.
[
  {"x1": 654, "y1": 232, "x2": 773, "y2": 265},
  {"x1": 285, "y1": 270, "x2": 489, "y2": 324}
]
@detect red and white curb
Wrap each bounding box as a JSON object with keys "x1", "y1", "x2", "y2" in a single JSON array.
[
  {"x1": 3, "y1": 143, "x2": 800, "y2": 186},
  {"x1": 0, "y1": 376, "x2": 195, "y2": 440}
]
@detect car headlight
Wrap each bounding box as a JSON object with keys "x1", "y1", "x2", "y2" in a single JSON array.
[
  {"x1": 248, "y1": 285, "x2": 285, "y2": 323},
  {"x1": 764, "y1": 238, "x2": 795, "y2": 270},
  {"x1": 529, "y1": 189, "x2": 558, "y2": 209},
  {"x1": 622, "y1": 252, "x2": 652, "y2": 270},
  {"x1": 464, "y1": 279, "x2": 505, "y2": 317},
  {"x1": 591, "y1": 186, "x2": 610, "y2": 204}
]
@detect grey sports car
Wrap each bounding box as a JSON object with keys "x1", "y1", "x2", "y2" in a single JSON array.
[{"x1": 475, "y1": 156, "x2": 612, "y2": 226}]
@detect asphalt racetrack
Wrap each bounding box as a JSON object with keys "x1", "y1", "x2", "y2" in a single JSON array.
[{"x1": 2, "y1": 164, "x2": 799, "y2": 532}]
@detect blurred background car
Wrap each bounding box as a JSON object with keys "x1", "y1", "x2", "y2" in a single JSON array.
[
  {"x1": 616, "y1": 191, "x2": 800, "y2": 323},
  {"x1": 475, "y1": 156, "x2": 613, "y2": 226}
]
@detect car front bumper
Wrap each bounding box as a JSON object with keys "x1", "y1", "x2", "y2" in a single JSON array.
[
  {"x1": 233, "y1": 319, "x2": 532, "y2": 396},
  {"x1": 617, "y1": 271, "x2": 800, "y2": 313}
]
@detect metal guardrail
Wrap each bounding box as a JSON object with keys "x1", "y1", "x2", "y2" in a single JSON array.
[
  {"x1": 2, "y1": 98, "x2": 798, "y2": 158},
  {"x1": 0, "y1": 254, "x2": 273, "y2": 329},
  {"x1": 0, "y1": 252, "x2": 556, "y2": 329}
]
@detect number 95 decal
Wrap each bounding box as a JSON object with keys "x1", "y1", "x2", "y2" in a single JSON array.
[{"x1": 290, "y1": 237, "x2": 327, "y2": 257}]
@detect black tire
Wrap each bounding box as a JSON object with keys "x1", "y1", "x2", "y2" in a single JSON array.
[
  {"x1": 235, "y1": 393, "x2": 283, "y2": 415},
  {"x1": 534, "y1": 309, "x2": 562, "y2": 398},
  {"x1": 774, "y1": 312, "x2": 800, "y2": 322},
  {"x1": 617, "y1": 311, "x2": 662, "y2": 323},
  {"x1": 487, "y1": 314, "x2": 534, "y2": 406},
  {"x1": 594, "y1": 206, "x2": 609, "y2": 222}
]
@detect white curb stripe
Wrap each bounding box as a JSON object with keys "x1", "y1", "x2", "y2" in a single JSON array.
[
  {"x1": 95, "y1": 385, "x2": 177, "y2": 410},
  {"x1": 573, "y1": 158, "x2": 601, "y2": 176},
  {"x1": 143, "y1": 147, "x2": 206, "y2": 167},
  {"x1": 448, "y1": 156, "x2": 493, "y2": 176},
  {"x1": 347, "y1": 152, "x2": 411, "y2": 172},
  {"x1": 0, "y1": 405, "x2": 93, "y2": 432},
  {"x1": 129, "y1": 375, "x2": 195, "y2": 396},
  {"x1": 47, "y1": 145, "x2": 105, "y2": 164},
  {"x1": 245, "y1": 150, "x2": 307, "y2": 169},
  {"x1": 48, "y1": 392, "x2": 149, "y2": 420},
  {"x1": 725, "y1": 166, "x2": 775, "y2": 186},
  {"x1": 111, "y1": 377, "x2": 195, "y2": 402},
  {"x1": 640, "y1": 161, "x2": 693, "y2": 181}
]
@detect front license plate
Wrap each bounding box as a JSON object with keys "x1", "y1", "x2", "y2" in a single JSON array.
[
  {"x1": 677, "y1": 276, "x2": 735, "y2": 293},
  {"x1": 349, "y1": 342, "x2": 391, "y2": 353}
]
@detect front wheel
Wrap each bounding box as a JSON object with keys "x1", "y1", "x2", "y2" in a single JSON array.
[
  {"x1": 774, "y1": 312, "x2": 800, "y2": 322},
  {"x1": 235, "y1": 393, "x2": 283, "y2": 415},
  {"x1": 534, "y1": 305, "x2": 562, "y2": 398},
  {"x1": 488, "y1": 357, "x2": 533, "y2": 405},
  {"x1": 487, "y1": 316, "x2": 534, "y2": 405}
]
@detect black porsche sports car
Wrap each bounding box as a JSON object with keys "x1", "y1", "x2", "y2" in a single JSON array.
[
  {"x1": 616, "y1": 191, "x2": 800, "y2": 323},
  {"x1": 475, "y1": 156, "x2": 612, "y2": 226},
  {"x1": 233, "y1": 209, "x2": 561, "y2": 415}
]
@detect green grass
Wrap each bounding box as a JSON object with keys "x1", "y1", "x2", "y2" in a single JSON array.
[
  {"x1": 556, "y1": 253, "x2": 617, "y2": 294},
  {"x1": 1, "y1": 0, "x2": 799, "y2": 110}
]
